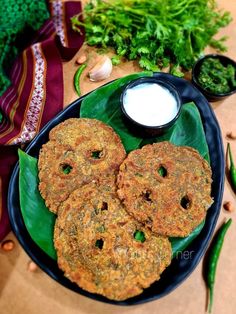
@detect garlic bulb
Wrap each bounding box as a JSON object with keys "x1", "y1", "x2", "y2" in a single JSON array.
[{"x1": 89, "y1": 56, "x2": 113, "y2": 81}]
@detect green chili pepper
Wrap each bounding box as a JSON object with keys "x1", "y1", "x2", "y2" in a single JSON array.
[
  {"x1": 227, "y1": 142, "x2": 236, "y2": 191},
  {"x1": 206, "y1": 218, "x2": 232, "y2": 313},
  {"x1": 74, "y1": 63, "x2": 87, "y2": 96}
]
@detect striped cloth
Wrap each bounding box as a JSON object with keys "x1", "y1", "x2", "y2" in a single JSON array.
[{"x1": 0, "y1": 0, "x2": 84, "y2": 240}]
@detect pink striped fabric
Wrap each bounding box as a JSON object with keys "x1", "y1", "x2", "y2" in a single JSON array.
[{"x1": 0, "y1": 0, "x2": 84, "y2": 241}]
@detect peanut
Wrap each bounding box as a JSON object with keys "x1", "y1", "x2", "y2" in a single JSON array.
[
  {"x1": 27, "y1": 261, "x2": 38, "y2": 272},
  {"x1": 223, "y1": 201, "x2": 234, "y2": 212},
  {"x1": 1, "y1": 239, "x2": 15, "y2": 252},
  {"x1": 76, "y1": 54, "x2": 87, "y2": 65},
  {"x1": 226, "y1": 132, "x2": 236, "y2": 140}
]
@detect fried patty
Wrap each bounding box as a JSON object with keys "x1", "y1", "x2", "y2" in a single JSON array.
[
  {"x1": 38, "y1": 118, "x2": 126, "y2": 213},
  {"x1": 117, "y1": 141, "x2": 213, "y2": 237},
  {"x1": 54, "y1": 183, "x2": 172, "y2": 301}
]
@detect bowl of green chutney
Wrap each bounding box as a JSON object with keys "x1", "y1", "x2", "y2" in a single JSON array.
[{"x1": 192, "y1": 54, "x2": 236, "y2": 101}]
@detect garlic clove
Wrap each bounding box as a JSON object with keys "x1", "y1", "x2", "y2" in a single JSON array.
[{"x1": 89, "y1": 56, "x2": 113, "y2": 82}]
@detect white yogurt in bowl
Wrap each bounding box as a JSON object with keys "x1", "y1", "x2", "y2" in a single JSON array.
[
  {"x1": 123, "y1": 83, "x2": 179, "y2": 127},
  {"x1": 120, "y1": 77, "x2": 182, "y2": 136}
]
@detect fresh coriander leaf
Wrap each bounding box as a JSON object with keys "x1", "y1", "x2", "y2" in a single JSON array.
[{"x1": 71, "y1": 0, "x2": 232, "y2": 75}]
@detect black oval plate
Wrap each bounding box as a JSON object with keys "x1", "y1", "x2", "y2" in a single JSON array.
[{"x1": 8, "y1": 73, "x2": 225, "y2": 305}]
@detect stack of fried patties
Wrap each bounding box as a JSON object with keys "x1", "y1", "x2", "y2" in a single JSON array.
[{"x1": 38, "y1": 118, "x2": 213, "y2": 301}]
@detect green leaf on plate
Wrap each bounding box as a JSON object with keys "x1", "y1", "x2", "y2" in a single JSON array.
[
  {"x1": 171, "y1": 220, "x2": 205, "y2": 258},
  {"x1": 141, "y1": 102, "x2": 210, "y2": 162},
  {"x1": 18, "y1": 72, "x2": 210, "y2": 260},
  {"x1": 80, "y1": 71, "x2": 153, "y2": 153},
  {"x1": 18, "y1": 149, "x2": 57, "y2": 260}
]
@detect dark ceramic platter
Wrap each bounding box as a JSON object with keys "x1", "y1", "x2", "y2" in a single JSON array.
[{"x1": 8, "y1": 72, "x2": 225, "y2": 305}]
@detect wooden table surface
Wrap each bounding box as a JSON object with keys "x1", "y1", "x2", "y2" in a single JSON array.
[{"x1": 1, "y1": 1, "x2": 236, "y2": 313}]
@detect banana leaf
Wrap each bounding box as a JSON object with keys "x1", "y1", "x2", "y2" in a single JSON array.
[
  {"x1": 18, "y1": 149, "x2": 57, "y2": 260},
  {"x1": 19, "y1": 73, "x2": 210, "y2": 261},
  {"x1": 171, "y1": 220, "x2": 205, "y2": 258},
  {"x1": 140, "y1": 103, "x2": 210, "y2": 162},
  {"x1": 80, "y1": 71, "x2": 153, "y2": 153}
]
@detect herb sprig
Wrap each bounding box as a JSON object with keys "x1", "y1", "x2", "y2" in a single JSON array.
[{"x1": 71, "y1": 0, "x2": 232, "y2": 76}]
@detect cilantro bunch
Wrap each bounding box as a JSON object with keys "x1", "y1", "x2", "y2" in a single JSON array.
[{"x1": 71, "y1": 0, "x2": 232, "y2": 76}]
